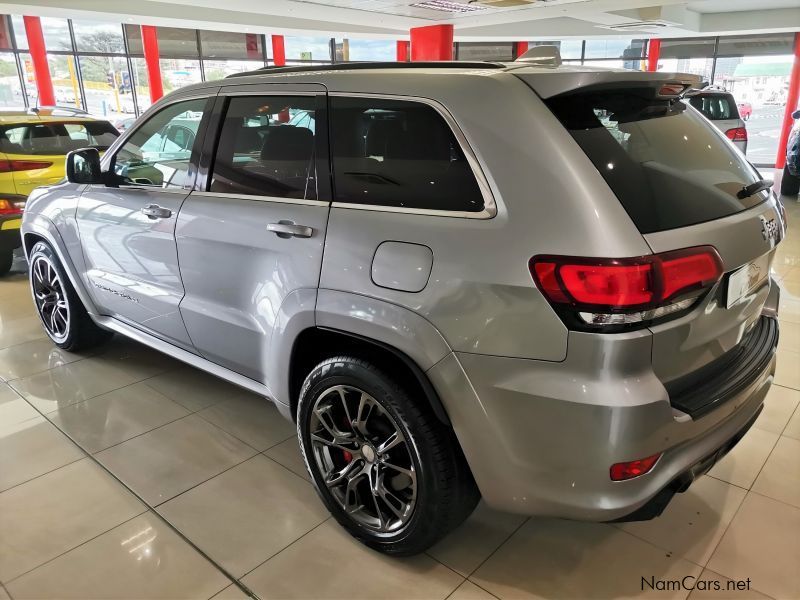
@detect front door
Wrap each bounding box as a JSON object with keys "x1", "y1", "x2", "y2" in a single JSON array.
[
  {"x1": 77, "y1": 95, "x2": 214, "y2": 349},
  {"x1": 176, "y1": 86, "x2": 330, "y2": 383}
]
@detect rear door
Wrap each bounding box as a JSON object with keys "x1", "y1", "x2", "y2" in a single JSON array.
[
  {"x1": 176, "y1": 84, "x2": 330, "y2": 383},
  {"x1": 543, "y1": 83, "x2": 783, "y2": 384}
]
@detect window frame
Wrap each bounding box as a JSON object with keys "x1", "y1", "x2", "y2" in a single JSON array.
[
  {"x1": 328, "y1": 92, "x2": 496, "y2": 219},
  {"x1": 193, "y1": 86, "x2": 331, "y2": 205},
  {"x1": 102, "y1": 92, "x2": 216, "y2": 192}
]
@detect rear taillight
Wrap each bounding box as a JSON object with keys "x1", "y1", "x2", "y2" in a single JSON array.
[
  {"x1": 0, "y1": 198, "x2": 24, "y2": 215},
  {"x1": 0, "y1": 159, "x2": 53, "y2": 172},
  {"x1": 725, "y1": 127, "x2": 747, "y2": 142},
  {"x1": 530, "y1": 246, "x2": 723, "y2": 329}
]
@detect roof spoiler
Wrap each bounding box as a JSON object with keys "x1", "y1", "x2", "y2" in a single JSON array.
[
  {"x1": 516, "y1": 70, "x2": 702, "y2": 99},
  {"x1": 515, "y1": 45, "x2": 562, "y2": 67}
]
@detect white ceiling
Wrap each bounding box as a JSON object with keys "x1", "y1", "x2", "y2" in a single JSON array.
[{"x1": 0, "y1": 0, "x2": 797, "y2": 40}]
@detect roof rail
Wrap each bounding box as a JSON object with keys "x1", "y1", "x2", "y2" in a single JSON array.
[{"x1": 226, "y1": 61, "x2": 507, "y2": 78}]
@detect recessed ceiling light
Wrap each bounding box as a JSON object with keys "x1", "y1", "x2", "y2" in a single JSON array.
[{"x1": 410, "y1": 0, "x2": 487, "y2": 13}]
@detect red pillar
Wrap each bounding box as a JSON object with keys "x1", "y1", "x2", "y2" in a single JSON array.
[
  {"x1": 515, "y1": 42, "x2": 529, "y2": 59},
  {"x1": 272, "y1": 35, "x2": 286, "y2": 67},
  {"x1": 141, "y1": 25, "x2": 163, "y2": 103},
  {"x1": 397, "y1": 41, "x2": 409, "y2": 62},
  {"x1": 410, "y1": 25, "x2": 453, "y2": 61},
  {"x1": 22, "y1": 16, "x2": 55, "y2": 106},
  {"x1": 776, "y1": 33, "x2": 800, "y2": 170},
  {"x1": 647, "y1": 38, "x2": 661, "y2": 72}
]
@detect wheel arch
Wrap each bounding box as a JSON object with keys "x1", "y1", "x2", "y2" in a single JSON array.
[{"x1": 289, "y1": 326, "x2": 451, "y2": 426}]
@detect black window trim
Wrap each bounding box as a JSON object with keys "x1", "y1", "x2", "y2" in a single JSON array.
[
  {"x1": 327, "y1": 92, "x2": 497, "y2": 219},
  {"x1": 193, "y1": 87, "x2": 331, "y2": 207}
]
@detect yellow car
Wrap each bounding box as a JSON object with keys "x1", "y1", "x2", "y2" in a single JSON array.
[{"x1": 0, "y1": 108, "x2": 119, "y2": 274}]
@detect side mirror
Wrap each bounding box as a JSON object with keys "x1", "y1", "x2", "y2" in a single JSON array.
[{"x1": 66, "y1": 148, "x2": 103, "y2": 184}]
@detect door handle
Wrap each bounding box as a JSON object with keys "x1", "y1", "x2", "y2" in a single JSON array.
[
  {"x1": 141, "y1": 204, "x2": 172, "y2": 219},
  {"x1": 268, "y1": 221, "x2": 314, "y2": 239}
]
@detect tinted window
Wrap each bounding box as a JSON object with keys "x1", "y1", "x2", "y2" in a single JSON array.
[
  {"x1": 210, "y1": 96, "x2": 317, "y2": 199},
  {"x1": 113, "y1": 98, "x2": 207, "y2": 189},
  {"x1": 687, "y1": 94, "x2": 738, "y2": 121},
  {"x1": 0, "y1": 121, "x2": 118, "y2": 155},
  {"x1": 330, "y1": 97, "x2": 484, "y2": 213},
  {"x1": 546, "y1": 88, "x2": 765, "y2": 234}
]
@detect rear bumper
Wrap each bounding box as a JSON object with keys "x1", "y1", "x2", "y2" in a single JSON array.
[{"x1": 428, "y1": 320, "x2": 777, "y2": 520}]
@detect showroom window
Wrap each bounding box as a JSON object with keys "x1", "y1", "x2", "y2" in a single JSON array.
[
  {"x1": 113, "y1": 97, "x2": 209, "y2": 189},
  {"x1": 329, "y1": 97, "x2": 485, "y2": 213},
  {"x1": 209, "y1": 96, "x2": 319, "y2": 199}
]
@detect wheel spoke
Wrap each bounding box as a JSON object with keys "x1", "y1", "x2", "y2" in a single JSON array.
[
  {"x1": 325, "y1": 459, "x2": 362, "y2": 488},
  {"x1": 342, "y1": 470, "x2": 367, "y2": 515},
  {"x1": 377, "y1": 430, "x2": 405, "y2": 454},
  {"x1": 353, "y1": 393, "x2": 376, "y2": 436},
  {"x1": 377, "y1": 480, "x2": 410, "y2": 522},
  {"x1": 314, "y1": 404, "x2": 351, "y2": 441},
  {"x1": 335, "y1": 387, "x2": 354, "y2": 426},
  {"x1": 310, "y1": 432, "x2": 354, "y2": 454},
  {"x1": 382, "y1": 462, "x2": 416, "y2": 485}
]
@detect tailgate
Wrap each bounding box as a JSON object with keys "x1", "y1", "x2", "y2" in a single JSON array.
[
  {"x1": 537, "y1": 75, "x2": 784, "y2": 397},
  {"x1": 645, "y1": 200, "x2": 783, "y2": 384}
]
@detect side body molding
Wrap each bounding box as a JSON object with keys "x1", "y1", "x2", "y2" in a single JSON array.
[{"x1": 315, "y1": 289, "x2": 452, "y2": 373}]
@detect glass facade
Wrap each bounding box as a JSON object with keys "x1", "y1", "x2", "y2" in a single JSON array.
[{"x1": 0, "y1": 15, "x2": 793, "y2": 167}]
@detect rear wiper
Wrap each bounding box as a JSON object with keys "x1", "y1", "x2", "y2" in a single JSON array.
[{"x1": 737, "y1": 179, "x2": 773, "y2": 199}]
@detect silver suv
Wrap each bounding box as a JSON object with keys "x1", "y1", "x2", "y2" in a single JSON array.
[{"x1": 21, "y1": 60, "x2": 785, "y2": 556}]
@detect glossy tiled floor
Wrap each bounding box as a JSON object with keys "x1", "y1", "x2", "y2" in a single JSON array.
[{"x1": 1, "y1": 191, "x2": 799, "y2": 600}]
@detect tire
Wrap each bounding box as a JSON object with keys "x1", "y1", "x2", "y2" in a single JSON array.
[
  {"x1": 781, "y1": 165, "x2": 800, "y2": 196},
  {"x1": 0, "y1": 249, "x2": 12, "y2": 276},
  {"x1": 297, "y1": 356, "x2": 479, "y2": 555},
  {"x1": 29, "y1": 241, "x2": 112, "y2": 351}
]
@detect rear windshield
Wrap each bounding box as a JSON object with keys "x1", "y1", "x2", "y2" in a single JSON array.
[
  {"x1": 687, "y1": 93, "x2": 739, "y2": 121},
  {"x1": 0, "y1": 121, "x2": 119, "y2": 155},
  {"x1": 546, "y1": 88, "x2": 765, "y2": 234}
]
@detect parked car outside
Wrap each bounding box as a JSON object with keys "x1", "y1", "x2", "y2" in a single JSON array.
[
  {"x1": 737, "y1": 101, "x2": 753, "y2": 120},
  {"x1": 0, "y1": 107, "x2": 118, "y2": 274},
  {"x1": 685, "y1": 87, "x2": 748, "y2": 153},
  {"x1": 781, "y1": 108, "x2": 800, "y2": 196},
  {"x1": 113, "y1": 117, "x2": 136, "y2": 132},
  {"x1": 21, "y1": 62, "x2": 784, "y2": 555}
]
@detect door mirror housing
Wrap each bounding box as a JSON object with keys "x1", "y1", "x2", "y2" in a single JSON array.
[{"x1": 66, "y1": 148, "x2": 103, "y2": 184}]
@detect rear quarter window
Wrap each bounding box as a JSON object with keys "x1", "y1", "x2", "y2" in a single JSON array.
[{"x1": 329, "y1": 97, "x2": 485, "y2": 213}]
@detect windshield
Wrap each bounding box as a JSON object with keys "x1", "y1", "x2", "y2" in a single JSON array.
[
  {"x1": 546, "y1": 87, "x2": 765, "y2": 234},
  {"x1": 0, "y1": 121, "x2": 119, "y2": 155}
]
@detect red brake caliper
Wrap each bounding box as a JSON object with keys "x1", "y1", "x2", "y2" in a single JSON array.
[{"x1": 342, "y1": 450, "x2": 353, "y2": 463}]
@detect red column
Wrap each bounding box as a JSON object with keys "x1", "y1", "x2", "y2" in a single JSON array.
[
  {"x1": 776, "y1": 33, "x2": 800, "y2": 170},
  {"x1": 515, "y1": 42, "x2": 529, "y2": 59},
  {"x1": 272, "y1": 35, "x2": 286, "y2": 67},
  {"x1": 410, "y1": 25, "x2": 453, "y2": 61},
  {"x1": 22, "y1": 16, "x2": 55, "y2": 106},
  {"x1": 397, "y1": 41, "x2": 409, "y2": 62},
  {"x1": 141, "y1": 25, "x2": 163, "y2": 103},
  {"x1": 647, "y1": 38, "x2": 661, "y2": 72}
]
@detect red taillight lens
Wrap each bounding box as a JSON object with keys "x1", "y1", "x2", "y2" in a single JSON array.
[
  {"x1": 0, "y1": 159, "x2": 54, "y2": 172},
  {"x1": 725, "y1": 127, "x2": 747, "y2": 142},
  {"x1": 558, "y1": 263, "x2": 653, "y2": 306},
  {"x1": 0, "y1": 199, "x2": 24, "y2": 215},
  {"x1": 530, "y1": 247, "x2": 723, "y2": 316},
  {"x1": 610, "y1": 453, "x2": 661, "y2": 481}
]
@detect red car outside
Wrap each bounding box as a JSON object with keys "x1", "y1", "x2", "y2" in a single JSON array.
[{"x1": 737, "y1": 102, "x2": 753, "y2": 120}]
